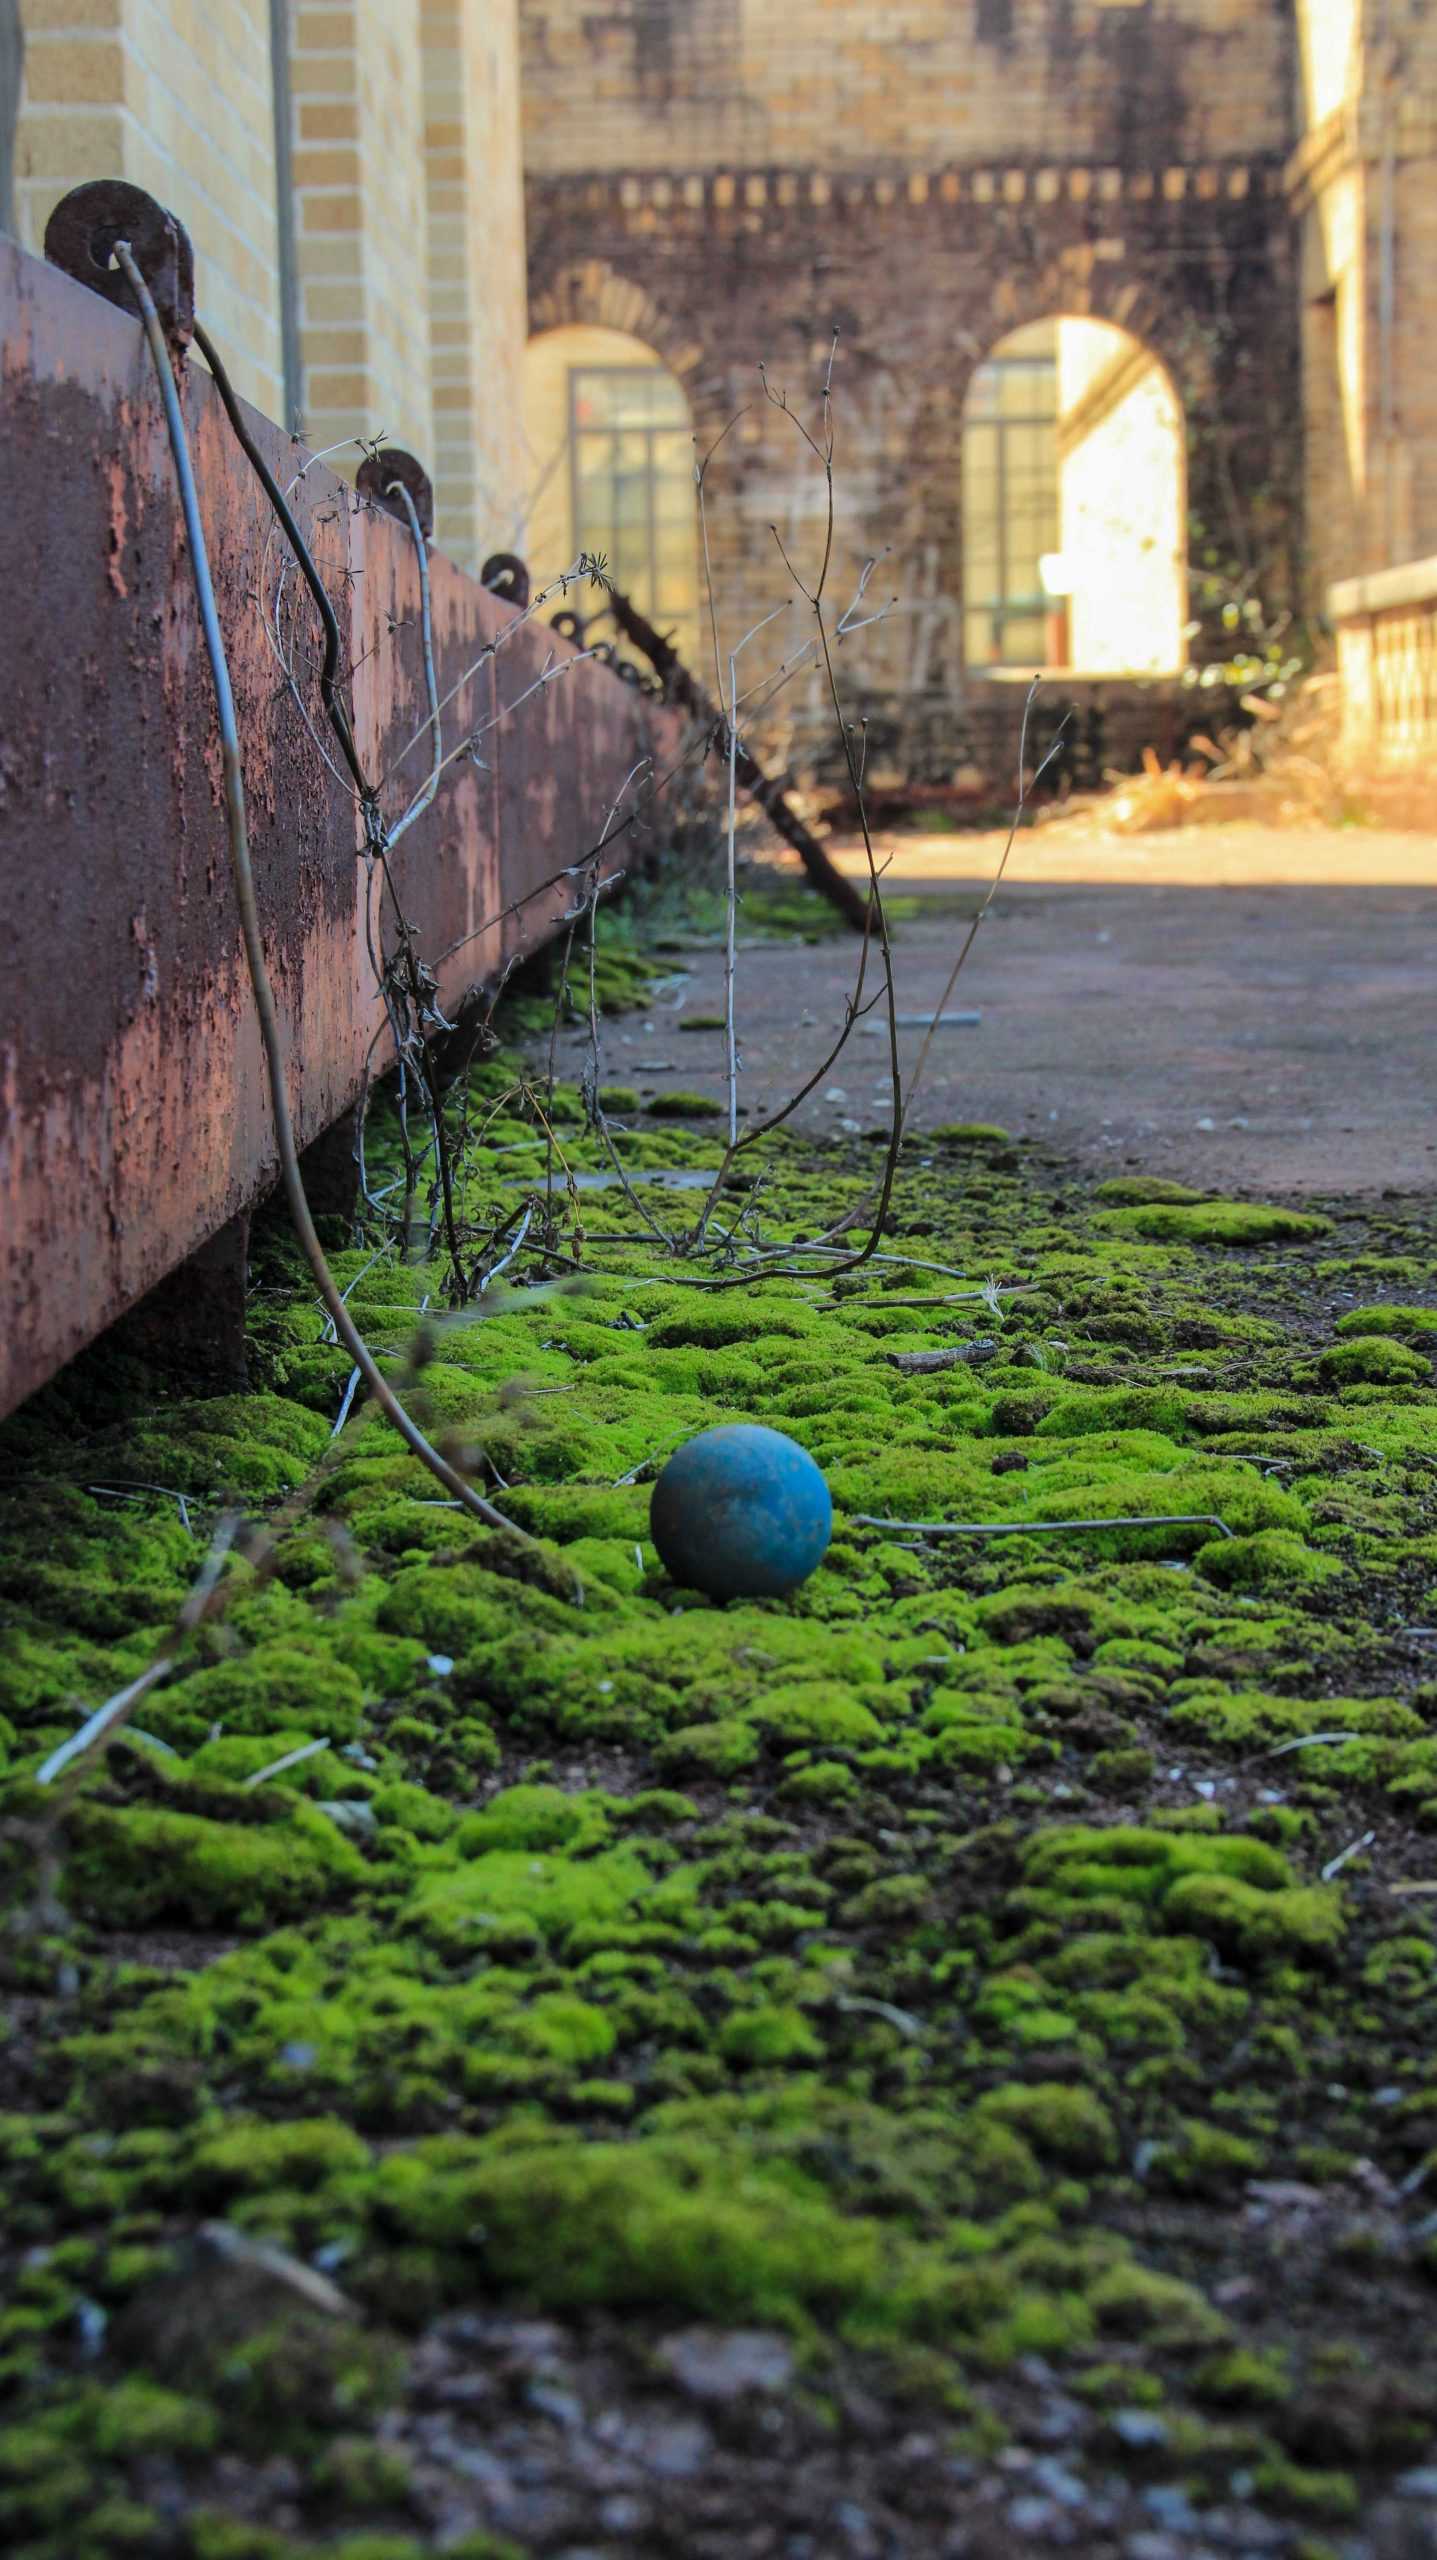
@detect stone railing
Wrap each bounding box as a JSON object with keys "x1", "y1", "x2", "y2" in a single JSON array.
[{"x1": 1330, "y1": 554, "x2": 1437, "y2": 770}]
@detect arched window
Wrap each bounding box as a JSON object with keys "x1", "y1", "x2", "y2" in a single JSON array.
[
  {"x1": 962, "y1": 317, "x2": 1186, "y2": 677},
  {"x1": 522, "y1": 325, "x2": 700, "y2": 661}
]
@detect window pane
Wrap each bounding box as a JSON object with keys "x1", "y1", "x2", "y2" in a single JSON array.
[
  {"x1": 565, "y1": 364, "x2": 699, "y2": 656},
  {"x1": 963, "y1": 341, "x2": 1059, "y2": 666}
]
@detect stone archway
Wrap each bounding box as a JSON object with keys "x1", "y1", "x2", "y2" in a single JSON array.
[{"x1": 528, "y1": 262, "x2": 706, "y2": 403}]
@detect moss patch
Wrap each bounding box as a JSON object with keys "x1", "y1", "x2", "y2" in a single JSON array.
[{"x1": 1, "y1": 1013, "x2": 1436, "y2": 2552}]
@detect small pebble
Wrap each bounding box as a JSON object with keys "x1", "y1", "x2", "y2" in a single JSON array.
[{"x1": 1112, "y1": 2410, "x2": 1170, "y2": 2451}]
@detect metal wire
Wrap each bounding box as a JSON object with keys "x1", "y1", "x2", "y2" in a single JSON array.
[
  {"x1": 191, "y1": 316, "x2": 369, "y2": 796},
  {"x1": 113, "y1": 241, "x2": 528, "y2": 1549}
]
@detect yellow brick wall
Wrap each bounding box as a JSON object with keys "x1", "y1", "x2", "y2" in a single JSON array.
[
  {"x1": 290, "y1": 0, "x2": 433, "y2": 473},
  {"x1": 1291, "y1": 0, "x2": 1437, "y2": 587},
  {"x1": 12, "y1": 4, "x2": 529, "y2": 561},
  {"x1": 14, "y1": 0, "x2": 284, "y2": 416},
  {"x1": 421, "y1": 0, "x2": 527, "y2": 568}
]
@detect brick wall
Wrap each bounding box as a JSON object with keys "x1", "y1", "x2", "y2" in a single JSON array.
[
  {"x1": 1290, "y1": 0, "x2": 1437, "y2": 595},
  {"x1": 518, "y1": 4, "x2": 1303, "y2": 782},
  {"x1": 14, "y1": 0, "x2": 284, "y2": 415},
  {"x1": 421, "y1": 0, "x2": 527, "y2": 569},
  {"x1": 289, "y1": 0, "x2": 433, "y2": 472},
  {"x1": 520, "y1": 0, "x2": 1294, "y2": 176},
  {"x1": 12, "y1": 4, "x2": 528, "y2": 561}
]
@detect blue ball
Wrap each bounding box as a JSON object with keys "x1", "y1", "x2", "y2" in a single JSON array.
[{"x1": 650, "y1": 1424, "x2": 833, "y2": 1601}]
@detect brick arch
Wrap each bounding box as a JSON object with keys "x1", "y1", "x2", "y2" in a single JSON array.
[
  {"x1": 527, "y1": 262, "x2": 705, "y2": 393},
  {"x1": 956, "y1": 294, "x2": 1195, "y2": 440},
  {"x1": 954, "y1": 270, "x2": 1208, "y2": 428}
]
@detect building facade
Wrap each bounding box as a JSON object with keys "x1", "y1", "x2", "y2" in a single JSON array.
[
  {"x1": 6, "y1": 2, "x2": 1436, "y2": 775},
  {"x1": 7, "y1": 0, "x2": 528, "y2": 569}
]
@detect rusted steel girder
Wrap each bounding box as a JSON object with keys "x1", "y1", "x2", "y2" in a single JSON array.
[{"x1": 0, "y1": 233, "x2": 676, "y2": 1420}]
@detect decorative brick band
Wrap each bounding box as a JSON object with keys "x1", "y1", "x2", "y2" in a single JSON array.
[{"x1": 533, "y1": 160, "x2": 1280, "y2": 218}]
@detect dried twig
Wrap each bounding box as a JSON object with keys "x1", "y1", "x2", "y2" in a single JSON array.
[
  {"x1": 1248, "y1": 1732, "x2": 1362, "y2": 1763},
  {"x1": 243, "y1": 1737, "x2": 333, "y2": 1791},
  {"x1": 1321, "y1": 1829, "x2": 1376, "y2": 1882},
  {"x1": 36, "y1": 1511, "x2": 243, "y2": 1789},
  {"x1": 850, "y1": 1511, "x2": 1236, "y2": 1542},
  {"x1": 884, "y1": 1342, "x2": 999, "y2": 1373}
]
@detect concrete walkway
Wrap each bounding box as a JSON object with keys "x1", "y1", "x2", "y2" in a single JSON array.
[{"x1": 599, "y1": 825, "x2": 1437, "y2": 1198}]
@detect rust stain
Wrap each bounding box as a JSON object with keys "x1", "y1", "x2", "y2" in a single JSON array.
[
  {"x1": 104, "y1": 453, "x2": 129, "y2": 597},
  {"x1": 0, "y1": 234, "x2": 679, "y2": 1420}
]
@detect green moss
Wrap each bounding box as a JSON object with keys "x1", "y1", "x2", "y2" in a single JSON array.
[
  {"x1": 1317, "y1": 1335, "x2": 1432, "y2": 1386},
  {"x1": 2, "y1": 1052, "x2": 1434, "y2": 2522},
  {"x1": 1195, "y1": 1529, "x2": 1342, "y2": 1593},
  {"x1": 746, "y1": 1681, "x2": 885, "y2": 1749},
  {"x1": 656, "y1": 1719, "x2": 762, "y2": 1775},
  {"x1": 972, "y1": 2083, "x2": 1117, "y2": 2171},
  {"x1": 61, "y1": 1796, "x2": 365, "y2": 1929},
  {"x1": 1335, "y1": 1303, "x2": 1437, "y2": 1338},
  {"x1": 778, "y1": 1759, "x2": 859, "y2": 1804},
  {"x1": 1095, "y1": 1201, "x2": 1330, "y2": 1245},
  {"x1": 1152, "y1": 2118, "x2": 1265, "y2": 2192},
  {"x1": 409, "y1": 1845, "x2": 667, "y2": 1957},
  {"x1": 147, "y1": 1644, "x2": 370, "y2": 1747},
  {"x1": 1161, "y1": 1874, "x2": 1345, "y2": 1965},
  {"x1": 1194, "y1": 2347, "x2": 1293, "y2": 2408},
  {"x1": 454, "y1": 1784, "x2": 610, "y2": 1855},
  {"x1": 1085, "y1": 2260, "x2": 1228, "y2": 2349},
  {"x1": 719, "y1": 2005, "x2": 824, "y2": 2066},
  {"x1": 1094, "y1": 1177, "x2": 1207, "y2": 1206},
  {"x1": 1251, "y1": 2459, "x2": 1360, "y2": 2521},
  {"x1": 645, "y1": 1090, "x2": 722, "y2": 1119},
  {"x1": 371, "y1": 2127, "x2": 897, "y2": 2327}
]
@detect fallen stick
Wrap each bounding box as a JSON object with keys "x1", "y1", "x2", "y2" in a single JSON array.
[
  {"x1": 884, "y1": 1342, "x2": 999, "y2": 1373},
  {"x1": 850, "y1": 1511, "x2": 1235, "y2": 1541},
  {"x1": 602, "y1": 584, "x2": 872, "y2": 930}
]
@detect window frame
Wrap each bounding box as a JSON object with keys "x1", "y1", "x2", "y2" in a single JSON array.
[
  {"x1": 962, "y1": 346, "x2": 1059, "y2": 670},
  {"x1": 566, "y1": 363, "x2": 692, "y2": 634}
]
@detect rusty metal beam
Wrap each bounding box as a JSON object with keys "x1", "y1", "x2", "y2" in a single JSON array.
[{"x1": 0, "y1": 234, "x2": 676, "y2": 1419}]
